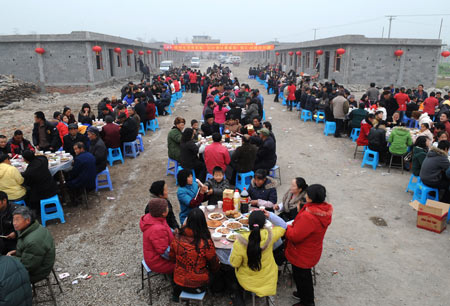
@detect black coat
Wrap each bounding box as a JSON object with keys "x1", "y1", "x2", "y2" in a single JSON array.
[
  {"x1": 180, "y1": 140, "x2": 200, "y2": 170},
  {"x1": 231, "y1": 142, "x2": 258, "y2": 173},
  {"x1": 368, "y1": 127, "x2": 387, "y2": 149},
  {"x1": 32, "y1": 121, "x2": 61, "y2": 151},
  {"x1": 120, "y1": 118, "x2": 138, "y2": 143},
  {"x1": 134, "y1": 102, "x2": 148, "y2": 123},
  {"x1": 88, "y1": 138, "x2": 107, "y2": 173},
  {"x1": 63, "y1": 133, "x2": 88, "y2": 156},
  {"x1": 21, "y1": 156, "x2": 57, "y2": 209},
  {"x1": 254, "y1": 136, "x2": 277, "y2": 171},
  {"x1": 226, "y1": 107, "x2": 242, "y2": 121},
  {"x1": 0, "y1": 203, "x2": 20, "y2": 255},
  {"x1": 201, "y1": 122, "x2": 220, "y2": 137}
]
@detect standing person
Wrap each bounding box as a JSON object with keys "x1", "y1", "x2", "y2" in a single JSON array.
[
  {"x1": 331, "y1": 91, "x2": 349, "y2": 138},
  {"x1": 32, "y1": 111, "x2": 61, "y2": 152},
  {"x1": 415, "y1": 84, "x2": 428, "y2": 103},
  {"x1": 21, "y1": 150, "x2": 57, "y2": 214},
  {"x1": 0, "y1": 191, "x2": 19, "y2": 255},
  {"x1": 287, "y1": 81, "x2": 296, "y2": 111},
  {"x1": 366, "y1": 83, "x2": 379, "y2": 105},
  {"x1": 0, "y1": 154, "x2": 26, "y2": 202},
  {"x1": 190, "y1": 71, "x2": 198, "y2": 93},
  {"x1": 394, "y1": 87, "x2": 410, "y2": 119},
  {"x1": 285, "y1": 185, "x2": 333, "y2": 306},
  {"x1": 274, "y1": 177, "x2": 308, "y2": 222},
  {"x1": 229, "y1": 210, "x2": 286, "y2": 303},
  {"x1": 169, "y1": 208, "x2": 220, "y2": 302},
  {"x1": 146, "y1": 180, "x2": 179, "y2": 230},
  {"x1": 423, "y1": 92, "x2": 439, "y2": 118},
  {"x1": 167, "y1": 117, "x2": 185, "y2": 163}
]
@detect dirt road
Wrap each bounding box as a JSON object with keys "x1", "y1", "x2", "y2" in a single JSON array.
[{"x1": 4, "y1": 61, "x2": 450, "y2": 306}]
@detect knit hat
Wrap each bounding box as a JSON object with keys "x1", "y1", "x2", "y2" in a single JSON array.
[
  {"x1": 147, "y1": 198, "x2": 168, "y2": 218},
  {"x1": 259, "y1": 128, "x2": 270, "y2": 136},
  {"x1": 149, "y1": 180, "x2": 165, "y2": 197}
]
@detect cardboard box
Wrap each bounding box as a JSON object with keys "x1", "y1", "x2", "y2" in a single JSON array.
[
  {"x1": 409, "y1": 200, "x2": 450, "y2": 233},
  {"x1": 222, "y1": 189, "x2": 235, "y2": 211}
]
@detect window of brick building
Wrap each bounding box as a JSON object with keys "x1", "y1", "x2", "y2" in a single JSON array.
[
  {"x1": 117, "y1": 54, "x2": 122, "y2": 67},
  {"x1": 127, "y1": 54, "x2": 131, "y2": 66},
  {"x1": 334, "y1": 52, "x2": 341, "y2": 72},
  {"x1": 306, "y1": 52, "x2": 310, "y2": 68},
  {"x1": 96, "y1": 52, "x2": 103, "y2": 70}
]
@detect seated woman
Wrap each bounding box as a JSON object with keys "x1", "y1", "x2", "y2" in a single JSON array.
[
  {"x1": 433, "y1": 130, "x2": 448, "y2": 147},
  {"x1": 177, "y1": 169, "x2": 208, "y2": 225},
  {"x1": 415, "y1": 123, "x2": 433, "y2": 143},
  {"x1": 204, "y1": 166, "x2": 230, "y2": 205},
  {"x1": 412, "y1": 136, "x2": 430, "y2": 177},
  {"x1": 169, "y1": 208, "x2": 220, "y2": 302},
  {"x1": 248, "y1": 169, "x2": 277, "y2": 211},
  {"x1": 420, "y1": 141, "x2": 450, "y2": 203},
  {"x1": 368, "y1": 121, "x2": 388, "y2": 163},
  {"x1": 356, "y1": 113, "x2": 375, "y2": 148},
  {"x1": 0, "y1": 153, "x2": 26, "y2": 202},
  {"x1": 285, "y1": 185, "x2": 333, "y2": 306},
  {"x1": 180, "y1": 128, "x2": 206, "y2": 182},
  {"x1": 78, "y1": 103, "x2": 96, "y2": 125},
  {"x1": 388, "y1": 126, "x2": 413, "y2": 157},
  {"x1": 230, "y1": 210, "x2": 286, "y2": 303},
  {"x1": 386, "y1": 112, "x2": 405, "y2": 128},
  {"x1": 146, "y1": 180, "x2": 179, "y2": 230},
  {"x1": 274, "y1": 177, "x2": 308, "y2": 221},
  {"x1": 411, "y1": 110, "x2": 433, "y2": 128},
  {"x1": 140, "y1": 198, "x2": 175, "y2": 275}
]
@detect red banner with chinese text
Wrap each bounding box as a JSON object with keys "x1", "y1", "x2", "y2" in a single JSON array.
[{"x1": 163, "y1": 43, "x2": 274, "y2": 52}]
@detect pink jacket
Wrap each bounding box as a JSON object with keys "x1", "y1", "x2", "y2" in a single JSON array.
[
  {"x1": 140, "y1": 214, "x2": 175, "y2": 274},
  {"x1": 213, "y1": 106, "x2": 229, "y2": 124}
]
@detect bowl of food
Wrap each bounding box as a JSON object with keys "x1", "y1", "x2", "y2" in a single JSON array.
[
  {"x1": 212, "y1": 233, "x2": 222, "y2": 241},
  {"x1": 226, "y1": 233, "x2": 237, "y2": 242},
  {"x1": 208, "y1": 212, "x2": 224, "y2": 220},
  {"x1": 226, "y1": 221, "x2": 242, "y2": 231},
  {"x1": 215, "y1": 227, "x2": 231, "y2": 235},
  {"x1": 207, "y1": 205, "x2": 215, "y2": 212},
  {"x1": 207, "y1": 220, "x2": 222, "y2": 229},
  {"x1": 239, "y1": 218, "x2": 249, "y2": 226},
  {"x1": 225, "y1": 210, "x2": 242, "y2": 220}
]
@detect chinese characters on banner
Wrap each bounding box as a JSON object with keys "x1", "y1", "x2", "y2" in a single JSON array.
[{"x1": 163, "y1": 43, "x2": 275, "y2": 52}]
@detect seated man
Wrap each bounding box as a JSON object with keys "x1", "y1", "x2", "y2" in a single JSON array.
[
  {"x1": 0, "y1": 191, "x2": 19, "y2": 255},
  {"x1": 8, "y1": 206, "x2": 55, "y2": 284},
  {"x1": 100, "y1": 115, "x2": 121, "y2": 149},
  {"x1": 21, "y1": 150, "x2": 57, "y2": 214},
  {"x1": 87, "y1": 127, "x2": 107, "y2": 173},
  {"x1": 253, "y1": 128, "x2": 277, "y2": 171},
  {"x1": 348, "y1": 102, "x2": 367, "y2": 131},
  {"x1": 201, "y1": 114, "x2": 220, "y2": 137},
  {"x1": 240, "y1": 117, "x2": 262, "y2": 135},
  {"x1": 247, "y1": 169, "x2": 277, "y2": 210},
  {"x1": 7, "y1": 130, "x2": 35, "y2": 156},
  {"x1": 0, "y1": 134, "x2": 9, "y2": 155},
  {"x1": 0, "y1": 153, "x2": 26, "y2": 202},
  {"x1": 63, "y1": 123, "x2": 88, "y2": 156},
  {"x1": 0, "y1": 254, "x2": 32, "y2": 305},
  {"x1": 204, "y1": 133, "x2": 231, "y2": 175},
  {"x1": 118, "y1": 113, "x2": 138, "y2": 145},
  {"x1": 66, "y1": 142, "x2": 97, "y2": 194},
  {"x1": 32, "y1": 111, "x2": 61, "y2": 152}
]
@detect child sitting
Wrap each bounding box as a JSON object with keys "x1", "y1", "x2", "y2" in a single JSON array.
[{"x1": 205, "y1": 166, "x2": 230, "y2": 205}]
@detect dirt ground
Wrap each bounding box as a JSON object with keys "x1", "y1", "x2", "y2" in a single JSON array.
[{"x1": 2, "y1": 61, "x2": 450, "y2": 306}]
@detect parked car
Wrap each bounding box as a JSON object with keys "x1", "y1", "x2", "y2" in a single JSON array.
[
  {"x1": 191, "y1": 57, "x2": 200, "y2": 68},
  {"x1": 159, "y1": 60, "x2": 173, "y2": 72}
]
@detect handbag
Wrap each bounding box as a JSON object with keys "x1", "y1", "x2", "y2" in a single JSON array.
[{"x1": 403, "y1": 151, "x2": 413, "y2": 162}]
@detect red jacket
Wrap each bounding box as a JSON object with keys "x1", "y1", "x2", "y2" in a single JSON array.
[
  {"x1": 285, "y1": 202, "x2": 333, "y2": 269},
  {"x1": 356, "y1": 120, "x2": 372, "y2": 146},
  {"x1": 174, "y1": 80, "x2": 180, "y2": 92},
  {"x1": 204, "y1": 142, "x2": 231, "y2": 174},
  {"x1": 423, "y1": 97, "x2": 439, "y2": 115},
  {"x1": 287, "y1": 84, "x2": 296, "y2": 101},
  {"x1": 169, "y1": 228, "x2": 219, "y2": 288},
  {"x1": 394, "y1": 93, "x2": 410, "y2": 111},
  {"x1": 56, "y1": 122, "x2": 69, "y2": 144},
  {"x1": 146, "y1": 102, "x2": 156, "y2": 121},
  {"x1": 189, "y1": 73, "x2": 197, "y2": 84},
  {"x1": 140, "y1": 214, "x2": 175, "y2": 274},
  {"x1": 100, "y1": 123, "x2": 121, "y2": 149}
]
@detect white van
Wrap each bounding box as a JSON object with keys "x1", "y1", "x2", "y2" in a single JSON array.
[
  {"x1": 230, "y1": 56, "x2": 241, "y2": 66},
  {"x1": 191, "y1": 57, "x2": 200, "y2": 68},
  {"x1": 159, "y1": 60, "x2": 173, "y2": 72}
]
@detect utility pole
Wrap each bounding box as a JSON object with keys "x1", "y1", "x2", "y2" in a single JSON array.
[
  {"x1": 382, "y1": 26, "x2": 384, "y2": 38},
  {"x1": 313, "y1": 28, "x2": 317, "y2": 40},
  {"x1": 386, "y1": 15, "x2": 396, "y2": 38},
  {"x1": 439, "y1": 18, "x2": 443, "y2": 39}
]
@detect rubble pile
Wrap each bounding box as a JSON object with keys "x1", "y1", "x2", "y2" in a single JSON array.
[{"x1": 0, "y1": 75, "x2": 39, "y2": 108}]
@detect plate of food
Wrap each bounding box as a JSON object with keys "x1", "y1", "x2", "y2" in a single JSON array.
[
  {"x1": 239, "y1": 218, "x2": 249, "y2": 226},
  {"x1": 208, "y1": 212, "x2": 224, "y2": 221},
  {"x1": 207, "y1": 220, "x2": 223, "y2": 229},
  {"x1": 225, "y1": 210, "x2": 242, "y2": 220},
  {"x1": 215, "y1": 227, "x2": 231, "y2": 235},
  {"x1": 226, "y1": 221, "x2": 242, "y2": 230},
  {"x1": 226, "y1": 233, "x2": 238, "y2": 242}
]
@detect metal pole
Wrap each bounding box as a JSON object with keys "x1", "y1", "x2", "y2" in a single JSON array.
[
  {"x1": 388, "y1": 16, "x2": 393, "y2": 38},
  {"x1": 313, "y1": 29, "x2": 317, "y2": 40},
  {"x1": 382, "y1": 26, "x2": 384, "y2": 38},
  {"x1": 439, "y1": 18, "x2": 443, "y2": 39}
]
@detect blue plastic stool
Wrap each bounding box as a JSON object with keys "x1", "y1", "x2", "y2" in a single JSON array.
[
  {"x1": 301, "y1": 110, "x2": 313, "y2": 122},
  {"x1": 412, "y1": 181, "x2": 439, "y2": 204},
  {"x1": 146, "y1": 119, "x2": 160, "y2": 132},
  {"x1": 269, "y1": 88, "x2": 274, "y2": 94},
  {"x1": 181, "y1": 85, "x2": 185, "y2": 92},
  {"x1": 138, "y1": 122, "x2": 146, "y2": 135},
  {"x1": 166, "y1": 158, "x2": 178, "y2": 176},
  {"x1": 136, "y1": 134, "x2": 144, "y2": 152},
  {"x1": 350, "y1": 128, "x2": 361, "y2": 142},
  {"x1": 219, "y1": 126, "x2": 224, "y2": 135},
  {"x1": 406, "y1": 174, "x2": 420, "y2": 193},
  {"x1": 262, "y1": 110, "x2": 266, "y2": 121},
  {"x1": 155, "y1": 107, "x2": 159, "y2": 117},
  {"x1": 123, "y1": 141, "x2": 140, "y2": 158},
  {"x1": 95, "y1": 167, "x2": 113, "y2": 192},
  {"x1": 107, "y1": 147, "x2": 124, "y2": 166},
  {"x1": 323, "y1": 121, "x2": 336, "y2": 136},
  {"x1": 282, "y1": 98, "x2": 286, "y2": 106},
  {"x1": 12, "y1": 200, "x2": 26, "y2": 206},
  {"x1": 269, "y1": 165, "x2": 281, "y2": 184},
  {"x1": 180, "y1": 291, "x2": 206, "y2": 305},
  {"x1": 361, "y1": 149, "x2": 379, "y2": 170},
  {"x1": 314, "y1": 111, "x2": 326, "y2": 124},
  {"x1": 236, "y1": 171, "x2": 254, "y2": 192},
  {"x1": 166, "y1": 105, "x2": 172, "y2": 115},
  {"x1": 40, "y1": 195, "x2": 65, "y2": 227},
  {"x1": 176, "y1": 166, "x2": 196, "y2": 185}
]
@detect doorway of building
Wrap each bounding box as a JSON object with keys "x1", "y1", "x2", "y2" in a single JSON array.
[
  {"x1": 108, "y1": 49, "x2": 115, "y2": 77},
  {"x1": 324, "y1": 51, "x2": 330, "y2": 79}
]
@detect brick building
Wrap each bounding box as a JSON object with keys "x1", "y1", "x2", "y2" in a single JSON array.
[{"x1": 245, "y1": 35, "x2": 443, "y2": 87}]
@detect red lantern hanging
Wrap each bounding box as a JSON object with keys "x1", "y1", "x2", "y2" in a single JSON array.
[
  {"x1": 138, "y1": 50, "x2": 144, "y2": 55},
  {"x1": 126, "y1": 49, "x2": 134, "y2": 54},
  {"x1": 92, "y1": 45, "x2": 102, "y2": 53},
  {"x1": 394, "y1": 49, "x2": 404, "y2": 57},
  {"x1": 114, "y1": 47, "x2": 121, "y2": 53},
  {"x1": 35, "y1": 47, "x2": 45, "y2": 55},
  {"x1": 147, "y1": 50, "x2": 152, "y2": 54},
  {"x1": 158, "y1": 51, "x2": 163, "y2": 55},
  {"x1": 288, "y1": 51, "x2": 294, "y2": 56},
  {"x1": 315, "y1": 50, "x2": 324, "y2": 56},
  {"x1": 336, "y1": 48, "x2": 345, "y2": 56},
  {"x1": 296, "y1": 51, "x2": 302, "y2": 56},
  {"x1": 275, "y1": 52, "x2": 280, "y2": 56},
  {"x1": 441, "y1": 51, "x2": 450, "y2": 58}
]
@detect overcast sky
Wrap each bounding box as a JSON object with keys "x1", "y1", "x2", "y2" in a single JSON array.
[{"x1": 1, "y1": 0, "x2": 449, "y2": 45}]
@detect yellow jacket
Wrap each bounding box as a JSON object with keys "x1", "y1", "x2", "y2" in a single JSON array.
[
  {"x1": 0, "y1": 163, "x2": 26, "y2": 200},
  {"x1": 230, "y1": 226, "x2": 285, "y2": 297}
]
